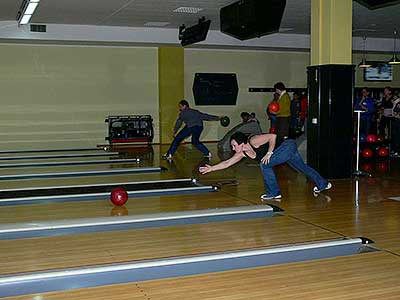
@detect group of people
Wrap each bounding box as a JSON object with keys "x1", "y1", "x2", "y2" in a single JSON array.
[
  {"x1": 354, "y1": 86, "x2": 400, "y2": 157},
  {"x1": 162, "y1": 82, "x2": 331, "y2": 201},
  {"x1": 240, "y1": 111, "x2": 259, "y2": 124}
]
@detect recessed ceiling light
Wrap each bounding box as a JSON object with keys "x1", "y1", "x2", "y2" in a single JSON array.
[
  {"x1": 144, "y1": 22, "x2": 170, "y2": 27},
  {"x1": 173, "y1": 7, "x2": 203, "y2": 14},
  {"x1": 279, "y1": 27, "x2": 293, "y2": 32}
]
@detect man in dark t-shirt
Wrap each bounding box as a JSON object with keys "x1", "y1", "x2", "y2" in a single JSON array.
[{"x1": 163, "y1": 100, "x2": 222, "y2": 159}]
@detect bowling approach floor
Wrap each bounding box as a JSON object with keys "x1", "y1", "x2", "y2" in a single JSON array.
[{"x1": 1, "y1": 144, "x2": 400, "y2": 299}]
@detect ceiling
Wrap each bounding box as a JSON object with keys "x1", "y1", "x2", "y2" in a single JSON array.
[{"x1": 0, "y1": 0, "x2": 399, "y2": 39}]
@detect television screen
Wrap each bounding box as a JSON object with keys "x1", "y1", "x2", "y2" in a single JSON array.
[
  {"x1": 364, "y1": 63, "x2": 393, "y2": 81},
  {"x1": 193, "y1": 73, "x2": 238, "y2": 105}
]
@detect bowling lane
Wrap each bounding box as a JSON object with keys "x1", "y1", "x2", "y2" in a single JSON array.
[
  {"x1": 0, "y1": 148, "x2": 153, "y2": 167},
  {"x1": 0, "y1": 157, "x2": 142, "y2": 169},
  {"x1": 0, "y1": 192, "x2": 249, "y2": 224},
  {"x1": 7, "y1": 251, "x2": 397, "y2": 300},
  {"x1": 0, "y1": 163, "x2": 147, "y2": 177},
  {"x1": 0, "y1": 167, "x2": 171, "y2": 190},
  {"x1": 0, "y1": 148, "x2": 105, "y2": 156},
  {"x1": 0, "y1": 216, "x2": 339, "y2": 275}
]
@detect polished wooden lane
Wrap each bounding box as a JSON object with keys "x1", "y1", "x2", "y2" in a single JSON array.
[
  {"x1": 192, "y1": 145, "x2": 400, "y2": 256},
  {"x1": 0, "y1": 143, "x2": 399, "y2": 299},
  {"x1": 4, "y1": 252, "x2": 400, "y2": 300},
  {"x1": 0, "y1": 163, "x2": 154, "y2": 178},
  {"x1": 0, "y1": 216, "x2": 339, "y2": 275},
  {"x1": 0, "y1": 193, "x2": 250, "y2": 223},
  {"x1": 0, "y1": 170, "x2": 172, "y2": 190}
]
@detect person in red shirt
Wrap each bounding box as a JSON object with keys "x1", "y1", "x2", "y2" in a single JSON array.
[{"x1": 299, "y1": 92, "x2": 308, "y2": 133}]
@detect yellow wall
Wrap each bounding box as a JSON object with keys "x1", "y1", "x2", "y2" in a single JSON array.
[
  {"x1": 0, "y1": 44, "x2": 158, "y2": 150},
  {"x1": 159, "y1": 47, "x2": 184, "y2": 144},
  {"x1": 0, "y1": 43, "x2": 398, "y2": 150}
]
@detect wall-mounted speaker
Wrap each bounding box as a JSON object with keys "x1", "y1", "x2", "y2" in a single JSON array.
[
  {"x1": 180, "y1": 18, "x2": 211, "y2": 47},
  {"x1": 220, "y1": 0, "x2": 286, "y2": 40}
]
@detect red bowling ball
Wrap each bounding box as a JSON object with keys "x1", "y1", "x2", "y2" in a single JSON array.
[
  {"x1": 366, "y1": 134, "x2": 377, "y2": 143},
  {"x1": 361, "y1": 148, "x2": 373, "y2": 158},
  {"x1": 269, "y1": 102, "x2": 280, "y2": 113},
  {"x1": 110, "y1": 187, "x2": 128, "y2": 206},
  {"x1": 377, "y1": 147, "x2": 389, "y2": 157}
]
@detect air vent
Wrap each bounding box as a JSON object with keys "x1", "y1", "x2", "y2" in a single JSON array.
[{"x1": 30, "y1": 24, "x2": 46, "y2": 32}]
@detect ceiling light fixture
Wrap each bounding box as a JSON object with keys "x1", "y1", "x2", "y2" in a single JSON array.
[
  {"x1": 358, "y1": 35, "x2": 372, "y2": 68},
  {"x1": 16, "y1": 0, "x2": 40, "y2": 25},
  {"x1": 388, "y1": 29, "x2": 400, "y2": 65},
  {"x1": 173, "y1": 7, "x2": 203, "y2": 14}
]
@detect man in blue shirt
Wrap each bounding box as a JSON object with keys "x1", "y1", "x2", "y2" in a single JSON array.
[
  {"x1": 162, "y1": 100, "x2": 222, "y2": 159},
  {"x1": 355, "y1": 87, "x2": 375, "y2": 134}
]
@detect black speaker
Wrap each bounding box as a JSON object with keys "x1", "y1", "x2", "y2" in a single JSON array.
[
  {"x1": 220, "y1": 0, "x2": 286, "y2": 40},
  {"x1": 180, "y1": 19, "x2": 211, "y2": 47},
  {"x1": 307, "y1": 65, "x2": 355, "y2": 179},
  {"x1": 354, "y1": 0, "x2": 400, "y2": 9}
]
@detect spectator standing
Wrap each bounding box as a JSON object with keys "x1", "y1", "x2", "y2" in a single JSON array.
[
  {"x1": 378, "y1": 86, "x2": 394, "y2": 138},
  {"x1": 273, "y1": 82, "x2": 291, "y2": 137},
  {"x1": 354, "y1": 87, "x2": 375, "y2": 135}
]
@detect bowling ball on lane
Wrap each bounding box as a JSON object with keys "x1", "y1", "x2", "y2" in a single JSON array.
[{"x1": 110, "y1": 187, "x2": 128, "y2": 206}]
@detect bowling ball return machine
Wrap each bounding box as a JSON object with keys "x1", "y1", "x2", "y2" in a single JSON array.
[
  {"x1": 103, "y1": 115, "x2": 154, "y2": 155},
  {"x1": 105, "y1": 115, "x2": 154, "y2": 145}
]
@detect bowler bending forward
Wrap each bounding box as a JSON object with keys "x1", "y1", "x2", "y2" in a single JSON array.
[{"x1": 199, "y1": 132, "x2": 332, "y2": 200}]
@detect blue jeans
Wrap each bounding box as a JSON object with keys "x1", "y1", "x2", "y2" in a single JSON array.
[
  {"x1": 167, "y1": 126, "x2": 210, "y2": 156},
  {"x1": 260, "y1": 140, "x2": 328, "y2": 196}
]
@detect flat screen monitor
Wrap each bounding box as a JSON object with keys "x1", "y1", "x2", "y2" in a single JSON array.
[
  {"x1": 193, "y1": 73, "x2": 238, "y2": 105},
  {"x1": 364, "y1": 62, "x2": 393, "y2": 81}
]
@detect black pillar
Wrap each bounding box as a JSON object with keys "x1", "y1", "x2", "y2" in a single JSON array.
[{"x1": 307, "y1": 64, "x2": 355, "y2": 179}]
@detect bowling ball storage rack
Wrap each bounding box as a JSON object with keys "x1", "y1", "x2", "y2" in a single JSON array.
[{"x1": 105, "y1": 115, "x2": 154, "y2": 145}]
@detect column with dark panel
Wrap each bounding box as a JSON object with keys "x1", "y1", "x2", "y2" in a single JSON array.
[
  {"x1": 307, "y1": 0, "x2": 354, "y2": 179},
  {"x1": 307, "y1": 65, "x2": 354, "y2": 178}
]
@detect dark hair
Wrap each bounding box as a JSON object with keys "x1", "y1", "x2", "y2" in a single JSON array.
[
  {"x1": 179, "y1": 99, "x2": 189, "y2": 107},
  {"x1": 240, "y1": 112, "x2": 250, "y2": 118},
  {"x1": 230, "y1": 132, "x2": 248, "y2": 145},
  {"x1": 274, "y1": 82, "x2": 286, "y2": 91},
  {"x1": 384, "y1": 86, "x2": 393, "y2": 95}
]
